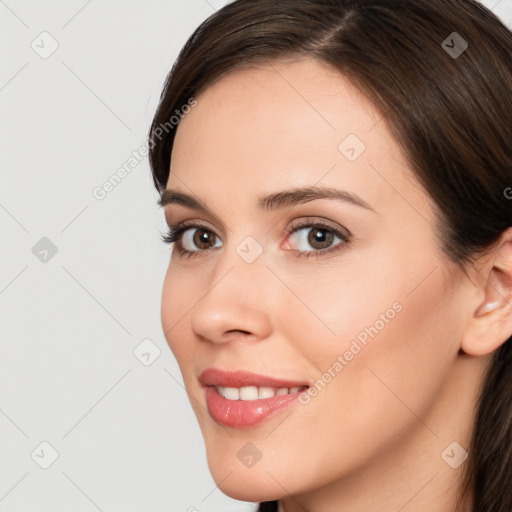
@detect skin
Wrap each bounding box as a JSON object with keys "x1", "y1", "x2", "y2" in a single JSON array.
[{"x1": 160, "y1": 58, "x2": 512, "y2": 511}]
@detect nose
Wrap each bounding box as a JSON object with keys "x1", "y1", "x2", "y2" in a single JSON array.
[{"x1": 190, "y1": 256, "x2": 274, "y2": 345}]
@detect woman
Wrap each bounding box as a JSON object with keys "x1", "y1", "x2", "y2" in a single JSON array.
[{"x1": 148, "y1": 1, "x2": 512, "y2": 510}]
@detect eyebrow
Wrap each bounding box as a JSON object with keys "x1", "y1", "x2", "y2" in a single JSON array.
[{"x1": 158, "y1": 185, "x2": 376, "y2": 215}]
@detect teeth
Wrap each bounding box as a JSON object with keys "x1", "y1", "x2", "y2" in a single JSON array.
[
  {"x1": 215, "y1": 385, "x2": 306, "y2": 400},
  {"x1": 223, "y1": 387, "x2": 240, "y2": 400},
  {"x1": 239, "y1": 386, "x2": 259, "y2": 401},
  {"x1": 258, "y1": 387, "x2": 276, "y2": 399}
]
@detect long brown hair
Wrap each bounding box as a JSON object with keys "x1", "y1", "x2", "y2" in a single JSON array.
[{"x1": 148, "y1": 1, "x2": 512, "y2": 510}]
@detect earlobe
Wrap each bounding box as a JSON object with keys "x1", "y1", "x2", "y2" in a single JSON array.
[{"x1": 461, "y1": 231, "x2": 512, "y2": 357}]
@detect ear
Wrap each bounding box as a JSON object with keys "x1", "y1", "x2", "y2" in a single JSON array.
[{"x1": 461, "y1": 228, "x2": 512, "y2": 357}]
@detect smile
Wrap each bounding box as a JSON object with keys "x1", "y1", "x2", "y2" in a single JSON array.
[
  {"x1": 215, "y1": 385, "x2": 307, "y2": 400},
  {"x1": 200, "y1": 368, "x2": 310, "y2": 428}
]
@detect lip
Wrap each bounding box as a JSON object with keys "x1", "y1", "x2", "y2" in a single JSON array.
[
  {"x1": 199, "y1": 368, "x2": 310, "y2": 429},
  {"x1": 199, "y1": 368, "x2": 309, "y2": 389}
]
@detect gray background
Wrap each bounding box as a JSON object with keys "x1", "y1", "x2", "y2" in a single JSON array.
[{"x1": 1, "y1": 1, "x2": 511, "y2": 511}]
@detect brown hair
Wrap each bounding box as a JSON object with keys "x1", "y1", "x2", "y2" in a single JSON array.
[{"x1": 148, "y1": 1, "x2": 512, "y2": 510}]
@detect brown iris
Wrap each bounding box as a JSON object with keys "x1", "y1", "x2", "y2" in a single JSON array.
[
  {"x1": 193, "y1": 229, "x2": 216, "y2": 250},
  {"x1": 308, "y1": 227, "x2": 334, "y2": 250}
]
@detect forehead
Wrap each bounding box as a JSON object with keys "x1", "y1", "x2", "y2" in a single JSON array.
[{"x1": 168, "y1": 58, "x2": 423, "y2": 218}]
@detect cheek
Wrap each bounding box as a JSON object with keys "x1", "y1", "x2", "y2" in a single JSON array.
[
  {"x1": 283, "y1": 246, "x2": 457, "y2": 421},
  {"x1": 293, "y1": 254, "x2": 460, "y2": 443},
  {"x1": 161, "y1": 266, "x2": 197, "y2": 366}
]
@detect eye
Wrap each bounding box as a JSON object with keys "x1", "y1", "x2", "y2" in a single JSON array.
[
  {"x1": 181, "y1": 226, "x2": 221, "y2": 252},
  {"x1": 161, "y1": 222, "x2": 221, "y2": 258},
  {"x1": 161, "y1": 218, "x2": 351, "y2": 259},
  {"x1": 283, "y1": 219, "x2": 350, "y2": 258}
]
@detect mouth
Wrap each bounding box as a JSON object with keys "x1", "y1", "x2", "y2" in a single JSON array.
[
  {"x1": 199, "y1": 368, "x2": 310, "y2": 428},
  {"x1": 214, "y1": 384, "x2": 308, "y2": 400}
]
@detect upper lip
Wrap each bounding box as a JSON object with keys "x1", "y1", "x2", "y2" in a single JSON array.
[{"x1": 199, "y1": 368, "x2": 310, "y2": 388}]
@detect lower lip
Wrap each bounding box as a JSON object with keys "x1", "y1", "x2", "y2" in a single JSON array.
[{"x1": 205, "y1": 386, "x2": 305, "y2": 428}]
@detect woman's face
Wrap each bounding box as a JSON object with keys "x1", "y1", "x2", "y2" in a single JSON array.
[{"x1": 160, "y1": 59, "x2": 473, "y2": 502}]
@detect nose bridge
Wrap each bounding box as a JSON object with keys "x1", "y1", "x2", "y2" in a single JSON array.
[
  {"x1": 190, "y1": 235, "x2": 274, "y2": 343},
  {"x1": 211, "y1": 230, "x2": 272, "y2": 298}
]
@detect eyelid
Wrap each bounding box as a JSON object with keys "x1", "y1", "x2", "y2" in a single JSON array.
[
  {"x1": 166, "y1": 218, "x2": 220, "y2": 238},
  {"x1": 284, "y1": 216, "x2": 351, "y2": 239},
  {"x1": 165, "y1": 217, "x2": 214, "y2": 230},
  {"x1": 167, "y1": 216, "x2": 350, "y2": 242}
]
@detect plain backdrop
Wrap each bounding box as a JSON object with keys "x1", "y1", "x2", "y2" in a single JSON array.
[{"x1": 1, "y1": 1, "x2": 511, "y2": 511}]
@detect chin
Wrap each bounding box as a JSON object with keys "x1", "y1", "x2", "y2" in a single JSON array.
[
  {"x1": 214, "y1": 473, "x2": 282, "y2": 503},
  {"x1": 205, "y1": 449, "x2": 286, "y2": 503}
]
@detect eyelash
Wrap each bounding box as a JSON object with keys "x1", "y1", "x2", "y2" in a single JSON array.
[{"x1": 160, "y1": 219, "x2": 351, "y2": 260}]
